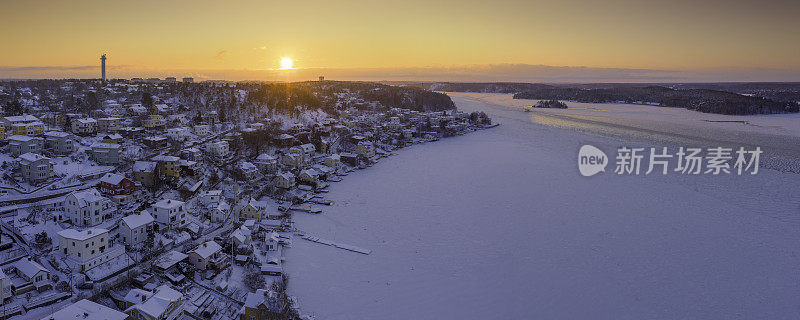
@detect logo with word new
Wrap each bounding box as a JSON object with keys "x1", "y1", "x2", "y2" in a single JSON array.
[{"x1": 578, "y1": 145, "x2": 608, "y2": 177}]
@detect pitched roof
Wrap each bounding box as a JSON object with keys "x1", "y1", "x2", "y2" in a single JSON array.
[
  {"x1": 67, "y1": 188, "x2": 105, "y2": 207},
  {"x1": 99, "y1": 172, "x2": 126, "y2": 185},
  {"x1": 57, "y1": 228, "x2": 108, "y2": 241},
  {"x1": 18, "y1": 152, "x2": 49, "y2": 163},
  {"x1": 42, "y1": 299, "x2": 129, "y2": 320},
  {"x1": 13, "y1": 258, "x2": 48, "y2": 279},
  {"x1": 189, "y1": 240, "x2": 222, "y2": 259},
  {"x1": 120, "y1": 211, "x2": 154, "y2": 229}
]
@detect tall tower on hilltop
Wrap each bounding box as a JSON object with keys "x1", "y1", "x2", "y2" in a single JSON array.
[{"x1": 101, "y1": 54, "x2": 107, "y2": 82}]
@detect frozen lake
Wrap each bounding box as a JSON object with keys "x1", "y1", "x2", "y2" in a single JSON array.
[{"x1": 286, "y1": 93, "x2": 800, "y2": 319}]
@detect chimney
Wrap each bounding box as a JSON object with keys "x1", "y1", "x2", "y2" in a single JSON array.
[{"x1": 142, "y1": 294, "x2": 147, "y2": 302}]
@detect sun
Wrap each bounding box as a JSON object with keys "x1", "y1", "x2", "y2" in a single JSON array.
[{"x1": 280, "y1": 57, "x2": 293, "y2": 70}]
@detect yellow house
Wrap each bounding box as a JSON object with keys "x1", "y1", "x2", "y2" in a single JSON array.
[
  {"x1": 11, "y1": 122, "x2": 44, "y2": 136},
  {"x1": 144, "y1": 114, "x2": 165, "y2": 129},
  {"x1": 239, "y1": 289, "x2": 283, "y2": 320},
  {"x1": 240, "y1": 199, "x2": 268, "y2": 220},
  {"x1": 151, "y1": 155, "x2": 181, "y2": 179}
]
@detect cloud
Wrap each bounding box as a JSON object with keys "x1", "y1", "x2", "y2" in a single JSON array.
[{"x1": 214, "y1": 50, "x2": 228, "y2": 60}]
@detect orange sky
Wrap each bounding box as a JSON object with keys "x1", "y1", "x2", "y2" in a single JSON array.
[{"x1": 1, "y1": 0, "x2": 799, "y2": 81}]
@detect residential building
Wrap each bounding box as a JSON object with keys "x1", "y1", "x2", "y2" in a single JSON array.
[
  {"x1": 8, "y1": 135, "x2": 43, "y2": 156},
  {"x1": 152, "y1": 199, "x2": 187, "y2": 231},
  {"x1": 239, "y1": 199, "x2": 268, "y2": 221},
  {"x1": 323, "y1": 153, "x2": 342, "y2": 169},
  {"x1": 17, "y1": 153, "x2": 52, "y2": 185},
  {"x1": 254, "y1": 153, "x2": 278, "y2": 174},
  {"x1": 273, "y1": 172, "x2": 295, "y2": 189},
  {"x1": 65, "y1": 188, "x2": 114, "y2": 226},
  {"x1": 192, "y1": 124, "x2": 209, "y2": 137},
  {"x1": 44, "y1": 131, "x2": 75, "y2": 154},
  {"x1": 11, "y1": 258, "x2": 51, "y2": 293},
  {"x1": 99, "y1": 172, "x2": 136, "y2": 196},
  {"x1": 71, "y1": 118, "x2": 98, "y2": 135},
  {"x1": 238, "y1": 161, "x2": 260, "y2": 182},
  {"x1": 1, "y1": 115, "x2": 40, "y2": 128},
  {"x1": 97, "y1": 117, "x2": 122, "y2": 131},
  {"x1": 238, "y1": 289, "x2": 283, "y2": 320},
  {"x1": 355, "y1": 140, "x2": 376, "y2": 158},
  {"x1": 89, "y1": 142, "x2": 121, "y2": 165},
  {"x1": 298, "y1": 168, "x2": 320, "y2": 186},
  {"x1": 40, "y1": 299, "x2": 129, "y2": 320},
  {"x1": 205, "y1": 140, "x2": 229, "y2": 159},
  {"x1": 200, "y1": 190, "x2": 223, "y2": 207},
  {"x1": 119, "y1": 211, "x2": 154, "y2": 246},
  {"x1": 210, "y1": 200, "x2": 230, "y2": 223},
  {"x1": 0, "y1": 269, "x2": 9, "y2": 301},
  {"x1": 101, "y1": 133, "x2": 123, "y2": 144},
  {"x1": 187, "y1": 241, "x2": 226, "y2": 271},
  {"x1": 143, "y1": 114, "x2": 165, "y2": 129},
  {"x1": 152, "y1": 155, "x2": 181, "y2": 179},
  {"x1": 281, "y1": 153, "x2": 304, "y2": 169},
  {"x1": 57, "y1": 228, "x2": 123, "y2": 271},
  {"x1": 124, "y1": 285, "x2": 184, "y2": 320},
  {"x1": 11, "y1": 121, "x2": 44, "y2": 136},
  {"x1": 132, "y1": 161, "x2": 157, "y2": 187}
]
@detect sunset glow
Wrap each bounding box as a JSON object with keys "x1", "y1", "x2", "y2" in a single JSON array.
[{"x1": 280, "y1": 57, "x2": 294, "y2": 70}]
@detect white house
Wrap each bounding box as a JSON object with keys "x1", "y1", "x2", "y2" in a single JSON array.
[
  {"x1": 65, "y1": 188, "x2": 114, "y2": 226},
  {"x1": 210, "y1": 200, "x2": 230, "y2": 223},
  {"x1": 254, "y1": 153, "x2": 278, "y2": 174},
  {"x1": 44, "y1": 131, "x2": 76, "y2": 155},
  {"x1": 273, "y1": 172, "x2": 295, "y2": 189},
  {"x1": 17, "y1": 153, "x2": 53, "y2": 185},
  {"x1": 118, "y1": 211, "x2": 154, "y2": 246},
  {"x1": 152, "y1": 199, "x2": 187, "y2": 231},
  {"x1": 187, "y1": 241, "x2": 225, "y2": 271},
  {"x1": 89, "y1": 142, "x2": 121, "y2": 165},
  {"x1": 11, "y1": 258, "x2": 51, "y2": 292},
  {"x1": 193, "y1": 124, "x2": 210, "y2": 136},
  {"x1": 71, "y1": 118, "x2": 98, "y2": 135},
  {"x1": 8, "y1": 135, "x2": 43, "y2": 156},
  {"x1": 200, "y1": 190, "x2": 223, "y2": 207},
  {"x1": 57, "y1": 228, "x2": 124, "y2": 271},
  {"x1": 205, "y1": 140, "x2": 229, "y2": 160}
]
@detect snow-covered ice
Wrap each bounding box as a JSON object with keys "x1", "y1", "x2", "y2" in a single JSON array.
[{"x1": 286, "y1": 93, "x2": 800, "y2": 319}]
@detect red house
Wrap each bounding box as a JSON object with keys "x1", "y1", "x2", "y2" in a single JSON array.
[{"x1": 99, "y1": 173, "x2": 136, "y2": 196}]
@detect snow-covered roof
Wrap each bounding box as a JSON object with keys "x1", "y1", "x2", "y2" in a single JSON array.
[
  {"x1": 151, "y1": 155, "x2": 180, "y2": 162},
  {"x1": 256, "y1": 153, "x2": 276, "y2": 161},
  {"x1": 18, "y1": 152, "x2": 49, "y2": 163},
  {"x1": 155, "y1": 250, "x2": 187, "y2": 270},
  {"x1": 133, "y1": 161, "x2": 157, "y2": 172},
  {"x1": 123, "y1": 288, "x2": 154, "y2": 305},
  {"x1": 58, "y1": 228, "x2": 108, "y2": 241},
  {"x1": 3, "y1": 115, "x2": 39, "y2": 123},
  {"x1": 125, "y1": 285, "x2": 183, "y2": 318},
  {"x1": 13, "y1": 258, "x2": 48, "y2": 279},
  {"x1": 189, "y1": 240, "x2": 222, "y2": 259},
  {"x1": 75, "y1": 118, "x2": 97, "y2": 124},
  {"x1": 43, "y1": 299, "x2": 129, "y2": 320},
  {"x1": 153, "y1": 198, "x2": 185, "y2": 209},
  {"x1": 8, "y1": 135, "x2": 38, "y2": 142},
  {"x1": 90, "y1": 142, "x2": 120, "y2": 149},
  {"x1": 120, "y1": 211, "x2": 154, "y2": 229},
  {"x1": 100, "y1": 172, "x2": 126, "y2": 185},
  {"x1": 67, "y1": 188, "x2": 105, "y2": 207},
  {"x1": 44, "y1": 131, "x2": 72, "y2": 138}
]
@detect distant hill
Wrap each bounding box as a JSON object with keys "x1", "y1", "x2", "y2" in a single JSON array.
[{"x1": 409, "y1": 82, "x2": 799, "y2": 115}]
